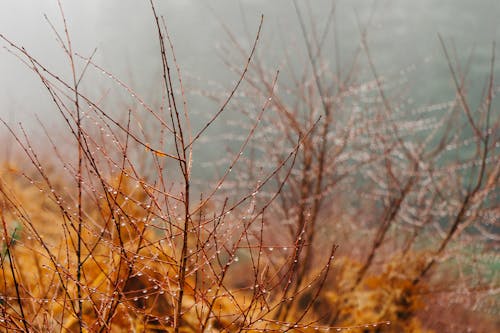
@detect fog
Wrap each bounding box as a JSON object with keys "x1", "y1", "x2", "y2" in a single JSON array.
[{"x1": 1, "y1": 0, "x2": 499, "y2": 128}]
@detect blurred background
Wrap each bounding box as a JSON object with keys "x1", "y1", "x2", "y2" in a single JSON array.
[{"x1": 1, "y1": 0, "x2": 499, "y2": 127}]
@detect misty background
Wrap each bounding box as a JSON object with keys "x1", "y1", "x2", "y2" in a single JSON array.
[{"x1": 1, "y1": 0, "x2": 499, "y2": 140}]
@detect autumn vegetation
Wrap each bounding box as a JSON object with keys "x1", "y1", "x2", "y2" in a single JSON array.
[{"x1": 0, "y1": 1, "x2": 499, "y2": 332}]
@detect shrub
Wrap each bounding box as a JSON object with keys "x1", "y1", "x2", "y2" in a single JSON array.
[{"x1": 0, "y1": 1, "x2": 498, "y2": 332}]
